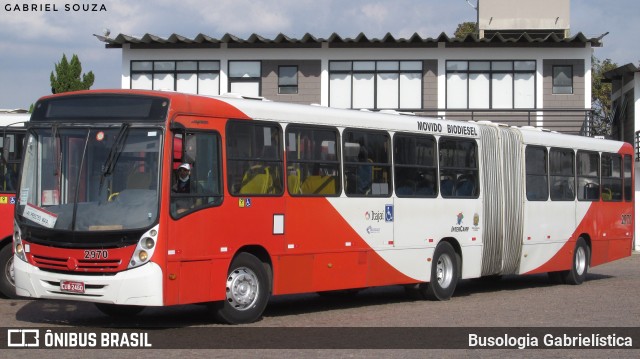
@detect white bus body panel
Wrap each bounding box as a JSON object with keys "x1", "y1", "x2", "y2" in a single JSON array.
[{"x1": 14, "y1": 257, "x2": 163, "y2": 306}]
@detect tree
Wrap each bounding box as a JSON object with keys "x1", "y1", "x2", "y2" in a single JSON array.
[
  {"x1": 454, "y1": 21, "x2": 477, "y2": 39},
  {"x1": 591, "y1": 56, "x2": 618, "y2": 136},
  {"x1": 50, "y1": 54, "x2": 95, "y2": 94}
]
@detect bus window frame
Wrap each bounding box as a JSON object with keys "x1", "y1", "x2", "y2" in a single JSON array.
[
  {"x1": 601, "y1": 152, "x2": 623, "y2": 202},
  {"x1": 438, "y1": 136, "x2": 480, "y2": 199},
  {"x1": 226, "y1": 119, "x2": 284, "y2": 197},
  {"x1": 576, "y1": 150, "x2": 600, "y2": 202},
  {"x1": 285, "y1": 124, "x2": 341, "y2": 197},
  {"x1": 170, "y1": 128, "x2": 224, "y2": 219},
  {"x1": 393, "y1": 132, "x2": 438, "y2": 198},
  {"x1": 549, "y1": 147, "x2": 576, "y2": 201},
  {"x1": 342, "y1": 127, "x2": 392, "y2": 198}
]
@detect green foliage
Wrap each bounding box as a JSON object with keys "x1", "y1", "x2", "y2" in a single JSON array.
[
  {"x1": 50, "y1": 54, "x2": 95, "y2": 94},
  {"x1": 454, "y1": 22, "x2": 477, "y2": 39},
  {"x1": 591, "y1": 56, "x2": 618, "y2": 136}
]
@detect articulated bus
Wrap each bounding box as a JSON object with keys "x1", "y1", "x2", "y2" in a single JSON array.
[
  {"x1": 13, "y1": 90, "x2": 633, "y2": 323},
  {"x1": 0, "y1": 113, "x2": 27, "y2": 298}
]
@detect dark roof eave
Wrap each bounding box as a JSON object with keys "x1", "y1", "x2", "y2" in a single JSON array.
[{"x1": 95, "y1": 31, "x2": 602, "y2": 49}]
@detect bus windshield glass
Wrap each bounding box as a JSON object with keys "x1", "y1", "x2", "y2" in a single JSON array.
[{"x1": 18, "y1": 126, "x2": 162, "y2": 232}]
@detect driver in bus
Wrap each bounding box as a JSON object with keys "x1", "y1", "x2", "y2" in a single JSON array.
[
  {"x1": 173, "y1": 163, "x2": 192, "y2": 194},
  {"x1": 172, "y1": 162, "x2": 199, "y2": 214}
]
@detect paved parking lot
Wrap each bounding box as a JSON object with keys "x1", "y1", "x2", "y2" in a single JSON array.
[{"x1": 2, "y1": 252, "x2": 639, "y2": 357}]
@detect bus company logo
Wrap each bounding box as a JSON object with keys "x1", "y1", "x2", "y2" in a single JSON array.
[
  {"x1": 365, "y1": 210, "x2": 385, "y2": 222},
  {"x1": 365, "y1": 206, "x2": 393, "y2": 223},
  {"x1": 452, "y1": 212, "x2": 469, "y2": 232}
]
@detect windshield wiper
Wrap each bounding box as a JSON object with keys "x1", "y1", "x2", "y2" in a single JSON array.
[
  {"x1": 98, "y1": 124, "x2": 130, "y2": 196},
  {"x1": 102, "y1": 123, "x2": 130, "y2": 176}
]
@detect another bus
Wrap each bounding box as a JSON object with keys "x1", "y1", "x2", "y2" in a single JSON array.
[
  {"x1": 13, "y1": 90, "x2": 634, "y2": 323},
  {"x1": 0, "y1": 112, "x2": 27, "y2": 298}
]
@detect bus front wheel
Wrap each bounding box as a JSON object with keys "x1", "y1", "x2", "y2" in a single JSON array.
[
  {"x1": 0, "y1": 244, "x2": 18, "y2": 299},
  {"x1": 213, "y1": 252, "x2": 270, "y2": 324},
  {"x1": 420, "y1": 242, "x2": 459, "y2": 301}
]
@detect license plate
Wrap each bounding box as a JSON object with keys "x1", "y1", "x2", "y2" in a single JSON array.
[{"x1": 60, "y1": 280, "x2": 85, "y2": 294}]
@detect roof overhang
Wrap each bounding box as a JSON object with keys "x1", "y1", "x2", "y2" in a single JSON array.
[{"x1": 94, "y1": 31, "x2": 603, "y2": 50}]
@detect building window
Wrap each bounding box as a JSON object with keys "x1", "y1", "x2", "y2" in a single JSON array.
[
  {"x1": 229, "y1": 61, "x2": 261, "y2": 97},
  {"x1": 446, "y1": 60, "x2": 536, "y2": 109},
  {"x1": 278, "y1": 66, "x2": 298, "y2": 94},
  {"x1": 130, "y1": 60, "x2": 220, "y2": 95},
  {"x1": 329, "y1": 61, "x2": 423, "y2": 110},
  {"x1": 552, "y1": 65, "x2": 573, "y2": 94}
]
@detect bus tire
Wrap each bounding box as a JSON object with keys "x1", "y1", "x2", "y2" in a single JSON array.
[
  {"x1": 94, "y1": 303, "x2": 145, "y2": 317},
  {"x1": 562, "y1": 237, "x2": 590, "y2": 285},
  {"x1": 420, "y1": 242, "x2": 459, "y2": 301},
  {"x1": 0, "y1": 244, "x2": 18, "y2": 299},
  {"x1": 214, "y1": 252, "x2": 270, "y2": 324}
]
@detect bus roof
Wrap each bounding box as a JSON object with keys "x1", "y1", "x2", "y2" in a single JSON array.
[{"x1": 32, "y1": 89, "x2": 630, "y2": 152}]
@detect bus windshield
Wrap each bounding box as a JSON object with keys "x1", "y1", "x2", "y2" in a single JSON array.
[{"x1": 17, "y1": 126, "x2": 162, "y2": 232}]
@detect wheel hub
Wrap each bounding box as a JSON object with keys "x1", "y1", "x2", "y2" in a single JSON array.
[{"x1": 226, "y1": 267, "x2": 259, "y2": 311}]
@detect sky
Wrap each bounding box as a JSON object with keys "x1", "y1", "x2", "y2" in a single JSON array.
[{"x1": 0, "y1": 0, "x2": 638, "y2": 110}]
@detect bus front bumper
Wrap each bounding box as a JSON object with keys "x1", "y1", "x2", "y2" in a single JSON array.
[{"x1": 14, "y1": 257, "x2": 164, "y2": 306}]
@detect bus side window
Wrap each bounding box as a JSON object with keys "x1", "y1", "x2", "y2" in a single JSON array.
[
  {"x1": 601, "y1": 153, "x2": 622, "y2": 201},
  {"x1": 576, "y1": 151, "x2": 599, "y2": 201},
  {"x1": 285, "y1": 125, "x2": 340, "y2": 196},
  {"x1": 549, "y1": 148, "x2": 575, "y2": 201},
  {"x1": 171, "y1": 131, "x2": 222, "y2": 217},
  {"x1": 439, "y1": 138, "x2": 479, "y2": 198},
  {"x1": 394, "y1": 133, "x2": 437, "y2": 198},
  {"x1": 227, "y1": 121, "x2": 284, "y2": 196},
  {"x1": 624, "y1": 155, "x2": 632, "y2": 202},
  {"x1": 525, "y1": 146, "x2": 549, "y2": 201},
  {"x1": 343, "y1": 129, "x2": 390, "y2": 197}
]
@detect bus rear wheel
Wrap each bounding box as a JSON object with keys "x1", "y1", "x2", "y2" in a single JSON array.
[
  {"x1": 213, "y1": 252, "x2": 270, "y2": 324},
  {"x1": 420, "y1": 242, "x2": 459, "y2": 301},
  {"x1": 0, "y1": 244, "x2": 18, "y2": 299},
  {"x1": 562, "y1": 237, "x2": 590, "y2": 285}
]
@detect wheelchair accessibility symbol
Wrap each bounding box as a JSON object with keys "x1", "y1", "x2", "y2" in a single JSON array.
[{"x1": 385, "y1": 204, "x2": 393, "y2": 222}]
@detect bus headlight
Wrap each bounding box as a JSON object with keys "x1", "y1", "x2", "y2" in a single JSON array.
[
  {"x1": 13, "y1": 220, "x2": 27, "y2": 262},
  {"x1": 128, "y1": 224, "x2": 159, "y2": 269}
]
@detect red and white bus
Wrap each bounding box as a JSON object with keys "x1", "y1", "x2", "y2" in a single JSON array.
[
  {"x1": 0, "y1": 113, "x2": 27, "y2": 298},
  {"x1": 13, "y1": 90, "x2": 634, "y2": 323}
]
